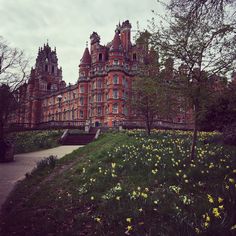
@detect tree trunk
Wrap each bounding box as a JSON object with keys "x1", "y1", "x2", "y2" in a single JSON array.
[
  {"x1": 147, "y1": 121, "x2": 151, "y2": 135},
  {"x1": 0, "y1": 119, "x2": 4, "y2": 141},
  {"x1": 0, "y1": 120, "x2": 6, "y2": 161},
  {"x1": 190, "y1": 103, "x2": 199, "y2": 160}
]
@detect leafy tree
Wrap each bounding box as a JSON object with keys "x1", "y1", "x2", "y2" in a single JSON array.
[
  {"x1": 0, "y1": 37, "x2": 28, "y2": 161},
  {"x1": 151, "y1": 0, "x2": 236, "y2": 159}
]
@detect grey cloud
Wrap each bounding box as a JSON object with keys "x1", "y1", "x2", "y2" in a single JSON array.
[{"x1": 0, "y1": 0, "x2": 160, "y2": 84}]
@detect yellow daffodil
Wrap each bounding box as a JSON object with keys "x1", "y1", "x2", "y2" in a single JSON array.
[
  {"x1": 95, "y1": 217, "x2": 101, "y2": 223},
  {"x1": 212, "y1": 208, "x2": 221, "y2": 218},
  {"x1": 218, "y1": 197, "x2": 224, "y2": 203},
  {"x1": 207, "y1": 194, "x2": 214, "y2": 203}
]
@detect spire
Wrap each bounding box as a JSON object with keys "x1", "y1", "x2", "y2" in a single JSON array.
[
  {"x1": 80, "y1": 47, "x2": 91, "y2": 65},
  {"x1": 110, "y1": 31, "x2": 122, "y2": 52}
]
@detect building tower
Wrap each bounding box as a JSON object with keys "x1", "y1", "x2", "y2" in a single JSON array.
[{"x1": 26, "y1": 43, "x2": 65, "y2": 127}]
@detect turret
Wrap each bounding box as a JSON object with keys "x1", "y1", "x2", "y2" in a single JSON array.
[
  {"x1": 79, "y1": 46, "x2": 91, "y2": 80},
  {"x1": 35, "y1": 43, "x2": 61, "y2": 77}
]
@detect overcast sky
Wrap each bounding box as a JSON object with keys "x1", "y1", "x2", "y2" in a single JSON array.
[{"x1": 0, "y1": 0, "x2": 163, "y2": 84}]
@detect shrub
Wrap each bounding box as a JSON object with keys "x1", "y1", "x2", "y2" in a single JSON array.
[
  {"x1": 36, "y1": 155, "x2": 57, "y2": 170},
  {"x1": 7, "y1": 130, "x2": 63, "y2": 153}
]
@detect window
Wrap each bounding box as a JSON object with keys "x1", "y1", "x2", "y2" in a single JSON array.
[
  {"x1": 45, "y1": 64, "x2": 48, "y2": 72},
  {"x1": 52, "y1": 66, "x2": 54, "y2": 74},
  {"x1": 113, "y1": 90, "x2": 118, "y2": 99},
  {"x1": 97, "y1": 93, "x2": 102, "y2": 102},
  {"x1": 80, "y1": 97, "x2": 84, "y2": 105},
  {"x1": 97, "y1": 107, "x2": 102, "y2": 116},
  {"x1": 113, "y1": 103, "x2": 118, "y2": 113},
  {"x1": 133, "y1": 53, "x2": 137, "y2": 61},
  {"x1": 123, "y1": 106, "x2": 128, "y2": 116},
  {"x1": 80, "y1": 86, "x2": 84, "y2": 93},
  {"x1": 63, "y1": 110, "x2": 66, "y2": 121},
  {"x1": 97, "y1": 80, "x2": 102, "y2": 88},
  {"x1": 123, "y1": 92, "x2": 127, "y2": 100},
  {"x1": 122, "y1": 77, "x2": 128, "y2": 88},
  {"x1": 113, "y1": 75, "x2": 118, "y2": 84},
  {"x1": 99, "y1": 53, "x2": 102, "y2": 61},
  {"x1": 80, "y1": 110, "x2": 84, "y2": 118},
  {"x1": 113, "y1": 60, "x2": 118, "y2": 65},
  {"x1": 51, "y1": 84, "x2": 57, "y2": 91}
]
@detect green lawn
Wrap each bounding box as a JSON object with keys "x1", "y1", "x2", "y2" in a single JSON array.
[{"x1": 1, "y1": 130, "x2": 235, "y2": 236}]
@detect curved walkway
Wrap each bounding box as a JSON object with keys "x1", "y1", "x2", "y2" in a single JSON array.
[{"x1": 0, "y1": 145, "x2": 82, "y2": 210}]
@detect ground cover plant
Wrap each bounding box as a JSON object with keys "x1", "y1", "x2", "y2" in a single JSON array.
[
  {"x1": 0, "y1": 130, "x2": 235, "y2": 236},
  {"x1": 7, "y1": 130, "x2": 63, "y2": 154}
]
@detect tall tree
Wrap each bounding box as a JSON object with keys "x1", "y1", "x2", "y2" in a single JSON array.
[
  {"x1": 151, "y1": 0, "x2": 236, "y2": 159},
  {"x1": 0, "y1": 37, "x2": 29, "y2": 161}
]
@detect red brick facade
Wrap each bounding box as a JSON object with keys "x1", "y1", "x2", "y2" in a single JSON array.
[{"x1": 13, "y1": 20, "x2": 194, "y2": 129}]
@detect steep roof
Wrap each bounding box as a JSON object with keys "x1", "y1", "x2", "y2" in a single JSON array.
[
  {"x1": 110, "y1": 31, "x2": 122, "y2": 52},
  {"x1": 80, "y1": 47, "x2": 91, "y2": 65}
]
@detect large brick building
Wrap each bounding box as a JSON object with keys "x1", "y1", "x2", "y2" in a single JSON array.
[{"x1": 13, "y1": 20, "x2": 193, "y2": 129}]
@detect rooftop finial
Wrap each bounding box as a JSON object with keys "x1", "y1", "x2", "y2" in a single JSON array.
[
  {"x1": 86, "y1": 41, "x2": 88, "y2": 48},
  {"x1": 46, "y1": 39, "x2": 49, "y2": 46}
]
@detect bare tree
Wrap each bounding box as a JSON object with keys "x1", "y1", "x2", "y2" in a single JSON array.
[{"x1": 0, "y1": 36, "x2": 29, "y2": 161}]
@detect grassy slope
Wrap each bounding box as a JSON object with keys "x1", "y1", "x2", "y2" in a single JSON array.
[{"x1": 0, "y1": 130, "x2": 236, "y2": 236}]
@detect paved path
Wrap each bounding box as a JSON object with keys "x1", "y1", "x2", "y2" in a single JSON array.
[{"x1": 0, "y1": 145, "x2": 82, "y2": 210}]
